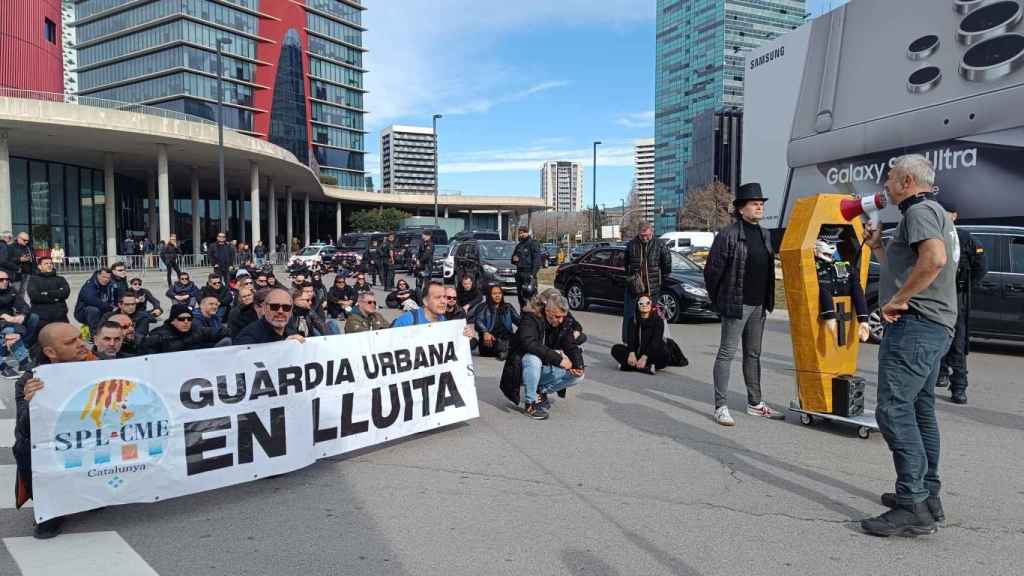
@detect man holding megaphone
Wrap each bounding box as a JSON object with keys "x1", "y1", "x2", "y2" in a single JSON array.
[{"x1": 859, "y1": 154, "x2": 959, "y2": 538}]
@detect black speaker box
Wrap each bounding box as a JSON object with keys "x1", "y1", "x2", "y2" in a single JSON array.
[{"x1": 832, "y1": 375, "x2": 865, "y2": 417}]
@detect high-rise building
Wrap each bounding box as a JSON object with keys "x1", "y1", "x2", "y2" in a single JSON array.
[
  {"x1": 633, "y1": 138, "x2": 655, "y2": 224},
  {"x1": 0, "y1": 0, "x2": 64, "y2": 93},
  {"x1": 686, "y1": 109, "x2": 742, "y2": 195},
  {"x1": 654, "y1": 0, "x2": 804, "y2": 232},
  {"x1": 380, "y1": 125, "x2": 436, "y2": 194},
  {"x1": 71, "y1": 0, "x2": 368, "y2": 190},
  {"x1": 541, "y1": 161, "x2": 584, "y2": 212}
]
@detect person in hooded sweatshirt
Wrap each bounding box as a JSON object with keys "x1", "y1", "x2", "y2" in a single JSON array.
[
  {"x1": 456, "y1": 273, "x2": 484, "y2": 315},
  {"x1": 611, "y1": 293, "x2": 687, "y2": 374},
  {"x1": 25, "y1": 255, "x2": 70, "y2": 329},
  {"x1": 166, "y1": 271, "x2": 199, "y2": 309},
  {"x1": 74, "y1": 268, "x2": 118, "y2": 331}
]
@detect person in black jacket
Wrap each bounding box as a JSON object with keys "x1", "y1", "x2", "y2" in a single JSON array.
[
  {"x1": 386, "y1": 278, "x2": 419, "y2": 310},
  {"x1": 161, "y1": 234, "x2": 182, "y2": 287},
  {"x1": 140, "y1": 304, "x2": 224, "y2": 354},
  {"x1": 622, "y1": 222, "x2": 672, "y2": 342},
  {"x1": 100, "y1": 291, "x2": 156, "y2": 337},
  {"x1": 475, "y1": 284, "x2": 520, "y2": 359},
  {"x1": 703, "y1": 183, "x2": 779, "y2": 427},
  {"x1": 352, "y1": 273, "x2": 372, "y2": 295},
  {"x1": 413, "y1": 231, "x2": 434, "y2": 293},
  {"x1": 109, "y1": 261, "x2": 130, "y2": 297},
  {"x1": 364, "y1": 239, "x2": 381, "y2": 285},
  {"x1": 234, "y1": 288, "x2": 304, "y2": 345},
  {"x1": 228, "y1": 286, "x2": 258, "y2": 337},
  {"x1": 512, "y1": 226, "x2": 544, "y2": 308},
  {"x1": 199, "y1": 273, "x2": 233, "y2": 321},
  {"x1": 611, "y1": 294, "x2": 686, "y2": 374},
  {"x1": 74, "y1": 269, "x2": 118, "y2": 332},
  {"x1": 380, "y1": 233, "x2": 396, "y2": 289},
  {"x1": 13, "y1": 323, "x2": 93, "y2": 539},
  {"x1": 166, "y1": 271, "x2": 199, "y2": 309},
  {"x1": 326, "y1": 275, "x2": 357, "y2": 318},
  {"x1": 127, "y1": 277, "x2": 163, "y2": 319},
  {"x1": 5, "y1": 232, "x2": 34, "y2": 290},
  {"x1": 25, "y1": 255, "x2": 70, "y2": 329},
  {"x1": 456, "y1": 273, "x2": 484, "y2": 314},
  {"x1": 499, "y1": 288, "x2": 585, "y2": 420},
  {"x1": 210, "y1": 231, "x2": 236, "y2": 285}
]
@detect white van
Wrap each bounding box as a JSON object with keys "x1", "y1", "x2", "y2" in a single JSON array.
[{"x1": 660, "y1": 231, "x2": 715, "y2": 252}]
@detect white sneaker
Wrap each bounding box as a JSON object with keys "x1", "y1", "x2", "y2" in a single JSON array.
[
  {"x1": 747, "y1": 402, "x2": 784, "y2": 420},
  {"x1": 715, "y1": 406, "x2": 735, "y2": 426}
]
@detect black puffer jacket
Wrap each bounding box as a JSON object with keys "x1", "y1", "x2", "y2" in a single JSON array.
[
  {"x1": 0, "y1": 286, "x2": 29, "y2": 316},
  {"x1": 140, "y1": 322, "x2": 220, "y2": 354},
  {"x1": 4, "y1": 241, "x2": 33, "y2": 280},
  {"x1": 625, "y1": 237, "x2": 673, "y2": 298},
  {"x1": 512, "y1": 237, "x2": 544, "y2": 275},
  {"x1": 25, "y1": 271, "x2": 70, "y2": 323},
  {"x1": 499, "y1": 310, "x2": 585, "y2": 405},
  {"x1": 227, "y1": 303, "x2": 258, "y2": 337},
  {"x1": 703, "y1": 220, "x2": 775, "y2": 319}
]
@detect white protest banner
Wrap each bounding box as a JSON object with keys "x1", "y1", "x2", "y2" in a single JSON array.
[{"x1": 29, "y1": 320, "x2": 477, "y2": 522}]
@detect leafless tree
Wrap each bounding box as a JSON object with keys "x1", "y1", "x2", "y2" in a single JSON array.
[{"x1": 677, "y1": 181, "x2": 734, "y2": 231}]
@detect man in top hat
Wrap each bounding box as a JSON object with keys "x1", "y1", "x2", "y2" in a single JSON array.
[
  {"x1": 935, "y1": 197, "x2": 986, "y2": 404},
  {"x1": 704, "y1": 182, "x2": 780, "y2": 427}
]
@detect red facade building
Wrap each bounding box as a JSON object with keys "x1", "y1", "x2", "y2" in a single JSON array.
[{"x1": 0, "y1": 0, "x2": 64, "y2": 93}]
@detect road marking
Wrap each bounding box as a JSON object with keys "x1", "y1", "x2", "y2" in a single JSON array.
[
  {"x1": 0, "y1": 465, "x2": 29, "y2": 508},
  {"x1": 0, "y1": 418, "x2": 14, "y2": 448},
  {"x1": 0, "y1": 396, "x2": 6, "y2": 410},
  {"x1": 4, "y1": 531, "x2": 159, "y2": 576}
]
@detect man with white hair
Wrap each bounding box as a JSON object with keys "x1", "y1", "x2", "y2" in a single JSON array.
[{"x1": 861, "y1": 154, "x2": 958, "y2": 537}]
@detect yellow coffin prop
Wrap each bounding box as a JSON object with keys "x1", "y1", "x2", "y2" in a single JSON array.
[{"x1": 780, "y1": 194, "x2": 869, "y2": 413}]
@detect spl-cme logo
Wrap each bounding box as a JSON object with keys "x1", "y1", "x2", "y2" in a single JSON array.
[{"x1": 53, "y1": 379, "x2": 171, "y2": 486}]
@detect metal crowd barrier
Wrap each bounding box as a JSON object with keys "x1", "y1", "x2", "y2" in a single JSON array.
[{"x1": 50, "y1": 252, "x2": 297, "y2": 275}]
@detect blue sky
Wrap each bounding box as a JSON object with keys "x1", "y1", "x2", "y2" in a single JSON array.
[{"x1": 362, "y1": 0, "x2": 843, "y2": 208}]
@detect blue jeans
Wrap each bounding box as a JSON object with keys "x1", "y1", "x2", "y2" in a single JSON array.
[
  {"x1": 521, "y1": 353, "x2": 583, "y2": 405},
  {"x1": 876, "y1": 314, "x2": 952, "y2": 507},
  {"x1": 2, "y1": 326, "x2": 29, "y2": 368},
  {"x1": 622, "y1": 289, "x2": 637, "y2": 343}
]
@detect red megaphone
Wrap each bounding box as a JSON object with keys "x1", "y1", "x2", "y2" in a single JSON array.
[{"x1": 840, "y1": 193, "x2": 887, "y2": 224}]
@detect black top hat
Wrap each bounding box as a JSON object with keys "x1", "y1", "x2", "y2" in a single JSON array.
[{"x1": 733, "y1": 182, "x2": 768, "y2": 206}]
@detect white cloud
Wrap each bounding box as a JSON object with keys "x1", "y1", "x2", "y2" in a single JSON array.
[
  {"x1": 363, "y1": 1, "x2": 653, "y2": 128},
  {"x1": 616, "y1": 110, "x2": 654, "y2": 128},
  {"x1": 439, "y1": 141, "x2": 635, "y2": 174}
]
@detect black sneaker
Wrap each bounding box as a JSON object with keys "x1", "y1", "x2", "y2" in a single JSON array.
[
  {"x1": 523, "y1": 402, "x2": 549, "y2": 420},
  {"x1": 935, "y1": 374, "x2": 949, "y2": 389},
  {"x1": 33, "y1": 516, "x2": 64, "y2": 539},
  {"x1": 950, "y1": 391, "x2": 967, "y2": 404},
  {"x1": 861, "y1": 503, "x2": 937, "y2": 537},
  {"x1": 536, "y1": 393, "x2": 551, "y2": 410},
  {"x1": 1, "y1": 365, "x2": 19, "y2": 379},
  {"x1": 881, "y1": 493, "x2": 945, "y2": 524},
  {"x1": 556, "y1": 389, "x2": 566, "y2": 398}
]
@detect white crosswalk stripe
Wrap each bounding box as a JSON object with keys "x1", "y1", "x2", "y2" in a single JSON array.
[
  {"x1": 0, "y1": 418, "x2": 14, "y2": 448},
  {"x1": 0, "y1": 465, "x2": 27, "y2": 508},
  {"x1": 4, "y1": 531, "x2": 160, "y2": 576}
]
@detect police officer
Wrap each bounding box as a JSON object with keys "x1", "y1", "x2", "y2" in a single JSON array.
[
  {"x1": 511, "y1": 225, "x2": 543, "y2": 309},
  {"x1": 380, "y1": 233, "x2": 396, "y2": 290},
  {"x1": 936, "y1": 198, "x2": 986, "y2": 404},
  {"x1": 413, "y1": 230, "x2": 434, "y2": 294}
]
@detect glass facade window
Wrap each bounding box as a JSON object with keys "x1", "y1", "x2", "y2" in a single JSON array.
[
  {"x1": 79, "y1": 20, "x2": 256, "y2": 67},
  {"x1": 306, "y1": 0, "x2": 362, "y2": 26},
  {"x1": 269, "y1": 29, "x2": 309, "y2": 164},
  {"x1": 86, "y1": 71, "x2": 252, "y2": 107},
  {"x1": 77, "y1": 0, "x2": 133, "y2": 20},
  {"x1": 318, "y1": 168, "x2": 368, "y2": 190},
  {"x1": 153, "y1": 97, "x2": 254, "y2": 130},
  {"x1": 79, "y1": 46, "x2": 255, "y2": 91},
  {"x1": 310, "y1": 101, "x2": 364, "y2": 130},
  {"x1": 8, "y1": 158, "x2": 106, "y2": 257},
  {"x1": 314, "y1": 146, "x2": 365, "y2": 171},
  {"x1": 77, "y1": 0, "x2": 181, "y2": 43},
  {"x1": 308, "y1": 56, "x2": 363, "y2": 89},
  {"x1": 306, "y1": 12, "x2": 362, "y2": 47},
  {"x1": 180, "y1": 0, "x2": 258, "y2": 35},
  {"x1": 310, "y1": 79, "x2": 364, "y2": 109},
  {"x1": 307, "y1": 36, "x2": 363, "y2": 68},
  {"x1": 312, "y1": 124, "x2": 364, "y2": 150}
]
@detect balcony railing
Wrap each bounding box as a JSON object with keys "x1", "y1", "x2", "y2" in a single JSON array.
[{"x1": 0, "y1": 87, "x2": 219, "y2": 127}]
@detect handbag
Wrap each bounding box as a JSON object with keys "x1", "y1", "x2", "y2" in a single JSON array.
[{"x1": 665, "y1": 338, "x2": 689, "y2": 367}]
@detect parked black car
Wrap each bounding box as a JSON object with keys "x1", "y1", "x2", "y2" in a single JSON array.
[
  {"x1": 864, "y1": 225, "x2": 1024, "y2": 342},
  {"x1": 554, "y1": 246, "x2": 717, "y2": 322},
  {"x1": 393, "y1": 227, "x2": 449, "y2": 271},
  {"x1": 452, "y1": 230, "x2": 500, "y2": 242},
  {"x1": 452, "y1": 239, "x2": 518, "y2": 291},
  {"x1": 570, "y1": 242, "x2": 611, "y2": 261}
]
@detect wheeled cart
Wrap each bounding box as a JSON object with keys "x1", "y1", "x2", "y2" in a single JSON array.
[{"x1": 788, "y1": 401, "x2": 879, "y2": 439}]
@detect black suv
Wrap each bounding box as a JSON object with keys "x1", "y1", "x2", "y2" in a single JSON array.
[
  {"x1": 865, "y1": 225, "x2": 1024, "y2": 342},
  {"x1": 453, "y1": 239, "x2": 518, "y2": 291},
  {"x1": 553, "y1": 246, "x2": 717, "y2": 323}
]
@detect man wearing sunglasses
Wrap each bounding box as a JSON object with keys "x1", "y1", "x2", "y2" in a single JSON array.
[
  {"x1": 234, "y1": 288, "x2": 305, "y2": 345},
  {"x1": 107, "y1": 313, "x2": 139, "y2": 357},
  {"x1": 326, "y1": 275, "x2": 356, "y2": 319},
  {"x1": 200, "y1": 273, "x2": 233, "y2": 322},
  {"x1": 140, "y1": 303, "x2": 225, "y2": 354},
  {"x1": 343, "y1": 291, "x2": 388, "y2": 334}
]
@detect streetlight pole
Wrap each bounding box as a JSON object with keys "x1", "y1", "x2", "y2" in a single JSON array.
[
  {"x1": 216, "y1": 37, "x2": 232, "y2": 235},
  {"x1": 592, "y1": 140, "x2": 601, "y2": 241},
  {"x1": 432, "y1": 114, "x2": 442, "y2": 225}
]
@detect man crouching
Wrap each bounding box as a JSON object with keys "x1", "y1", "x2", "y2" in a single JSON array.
[{"x1": 500, "y1": 288, "x2": 585, "y2": 420}]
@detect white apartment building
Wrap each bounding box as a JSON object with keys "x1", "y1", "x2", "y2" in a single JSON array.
[
  {"x1": 540, "y1": 161, "x2": 584, "y2": 212},
  {"x1": 634, "y1": 138, "x2": 655, "y2": 224},
  {"x1": 381, "y1": 125, "x2": 437, "y2": 194}
]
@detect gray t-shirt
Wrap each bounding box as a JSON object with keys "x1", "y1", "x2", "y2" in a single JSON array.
[{"x1": 879, "y1": 198, "x2": 959, "y2": 333}]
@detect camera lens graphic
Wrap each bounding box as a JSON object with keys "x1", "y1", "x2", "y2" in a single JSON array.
[
  {"x1": 908, "y1": 35, "x2": 940, "y2": 59},
  {"x1": 956, "y1": 1, "x2": 1023, "y2": 45},
  {"x1": 907, "y1": 66, "x2": 943, "y2": 93},
  {"x1": 954, "y1": 0, "x2": 985, "y2": 15},
  {"x1": 959, "y1": 33, "x2": 1024, "y2": 80}
]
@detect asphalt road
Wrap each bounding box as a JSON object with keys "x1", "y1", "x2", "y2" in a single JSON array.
[{"x1": 1, "y1": 267, "x2": 1022, "y2": 576}]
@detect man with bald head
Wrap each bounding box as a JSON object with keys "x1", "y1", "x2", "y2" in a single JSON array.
[
  {"x1": 233, "y1": 287, "x2": 305, "y2": 345},
  {"x1": 13, "y1": 323, "x2": 94, "y2": 539}
]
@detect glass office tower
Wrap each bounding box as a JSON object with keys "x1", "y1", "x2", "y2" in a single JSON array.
[
  {"x1": 73, "y1": 0, "x2": 368, "y2": 190},
  {"x1": 654, "y1": 0, "x2": 804, "y2": 233}
]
